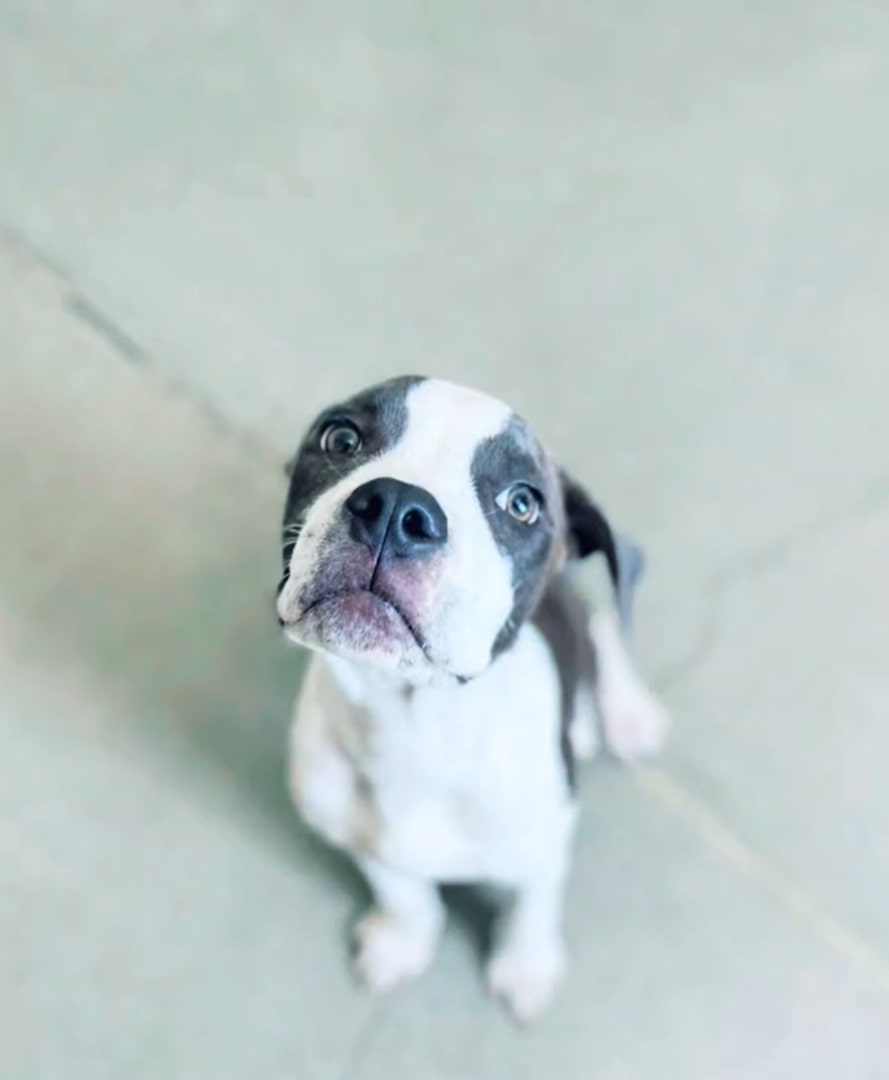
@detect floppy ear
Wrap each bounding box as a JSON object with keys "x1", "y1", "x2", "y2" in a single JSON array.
[
  {"x1": 561, "y1": 471, "x2": 646, "y2": 631},
  {"x1": 561, "y1": 471, "x2": 618, "y2": 567}
]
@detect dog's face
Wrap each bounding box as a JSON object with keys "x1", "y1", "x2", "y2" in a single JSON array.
[{"x1": 277, "y1": 377, "x2": 618, "y2": 684}]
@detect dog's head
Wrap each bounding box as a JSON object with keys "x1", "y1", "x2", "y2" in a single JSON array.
[{"x1": 276, "y1": 376, "x2": 623, "y2": 684}]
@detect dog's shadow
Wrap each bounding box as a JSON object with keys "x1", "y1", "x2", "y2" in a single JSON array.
[{"x1": 1, "y1": 387, "x2": 363, "y2": 906}]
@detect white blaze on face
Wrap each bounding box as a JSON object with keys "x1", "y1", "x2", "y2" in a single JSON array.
[{"x1": 280, "y1": 379, "x2": 518, "y2": 679}]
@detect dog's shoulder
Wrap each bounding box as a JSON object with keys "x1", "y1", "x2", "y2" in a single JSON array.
[
  {"x1": 532, "y1": 573, "x2": 596, "y2": 685},
  {"x1": 529, "y1": 572, "x2": 597, "y2": 789}
]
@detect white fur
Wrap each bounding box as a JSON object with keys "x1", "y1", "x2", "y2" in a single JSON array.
[
  {"x1": 568, "y1": 686, "x2": 601, "y2": 761},
  {"x1": 352, "y1": 857, "x2": 445, "y2": 991},
  {"x1": 290, "y1": 620, "x2": 669, "y2": 1021},
  {"x1": 291, "y1": 626, "x2": 572, "y2": 882},
  {"x1": 290, "y1": 624, "x2": 577, "y2": 1019}
]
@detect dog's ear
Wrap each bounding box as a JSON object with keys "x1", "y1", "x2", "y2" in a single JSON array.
[
  {"x1": 560, "y1": 470, "x2": 646, "y2": 631},
  {"x1": 561, "y1": 469, "x2": 618, "y2": 566}
]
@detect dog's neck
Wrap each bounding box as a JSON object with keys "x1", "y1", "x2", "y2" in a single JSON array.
[{"x1": 319, "y1": 650, "x2": 481, "y2": 720}]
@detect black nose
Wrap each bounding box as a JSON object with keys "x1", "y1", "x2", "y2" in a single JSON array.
[{"x1": 345, "y1": 478, "x2": 448, "y2": 559}]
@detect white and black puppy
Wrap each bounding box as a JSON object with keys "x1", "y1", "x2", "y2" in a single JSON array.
[{"x1": 276, "y1": 376, "x2": 668, "y2": 1022}]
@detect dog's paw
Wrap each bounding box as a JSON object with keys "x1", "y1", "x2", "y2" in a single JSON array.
[
  {"x1": 353, "y1": 910, "x2": 438, "y2": 992},
  {"x1": 602, "y1": 683, "x2": 670, "y2": 762},
  {"x1": 487, "y1": 939, "x2": 565, "y2": 1024}
]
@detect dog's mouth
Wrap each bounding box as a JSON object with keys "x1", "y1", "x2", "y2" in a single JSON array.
[{"x1": 288, "y1": 586, "x2": 431, "y2": 660}]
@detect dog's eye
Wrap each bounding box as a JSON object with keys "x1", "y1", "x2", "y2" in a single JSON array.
[
  {"x1": 496, "y1": 483, "x2": 542, "y2": 525},
  {"x1": 320, "y1": 421, "x2": 362, "y2": 456}
]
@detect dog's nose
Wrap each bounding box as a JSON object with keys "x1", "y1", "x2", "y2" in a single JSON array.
[{"x1": 345, "y1": 478, "x2": 448, "y2": 558}]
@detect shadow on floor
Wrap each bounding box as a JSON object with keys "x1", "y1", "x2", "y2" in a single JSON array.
[{"x1": 0, "y1": 374, "x2": 365, "y2": 906}]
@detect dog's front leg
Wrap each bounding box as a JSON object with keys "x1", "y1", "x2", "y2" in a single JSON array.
[
  {"x1": 353, "y1": 856, "x2": 445, "y2": 992},
  {"x1": 487, "y1": 816, "x2": 575, "y2": 1023}
]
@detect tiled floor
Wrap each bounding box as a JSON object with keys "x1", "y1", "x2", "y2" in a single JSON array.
[{"x1": 2, "y1": 4, "x2": 889, "y2": 1077}]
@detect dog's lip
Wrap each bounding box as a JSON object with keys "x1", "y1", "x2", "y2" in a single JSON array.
[
  {"x1": 284, "y1": 588, "x2": 477, "y2": 684},
  {"x1": 301, "y1": 587, "x2": 431, "y2": 658}
]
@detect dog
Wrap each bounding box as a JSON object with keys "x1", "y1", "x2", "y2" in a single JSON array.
[{"x1": 276, "y1": 376, "x2": 669, "y2": 1022}]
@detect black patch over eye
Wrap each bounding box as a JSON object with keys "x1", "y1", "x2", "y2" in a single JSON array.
[
  {"x1": 497, "y1": 482, "x2": 543, "y2": 525},
  {"x1": 320, "y1": 420, "x2": 362, "y2": 456}
]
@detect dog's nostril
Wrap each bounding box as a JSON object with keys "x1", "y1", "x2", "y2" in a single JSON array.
[
  {"x1": 350, "y1": 491, "x2": 385, "y2": 522},
  {"x1": 401, "y1": 508, "x2": 430, "y2": 539}
]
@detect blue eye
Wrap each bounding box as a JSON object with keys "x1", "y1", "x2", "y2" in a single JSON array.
[
  {"x1": 320, "y1": 421, "x2": 362, "y2": 456},
  {"x1": 496, "y1": 483, "x2": 542, "y2": 525}
]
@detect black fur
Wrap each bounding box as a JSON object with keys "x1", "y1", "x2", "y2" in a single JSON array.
[
  {"x1": 561, "y1": 470, "x2": 621, "y2": 596},
  {"x1": 531, "y1": 573, "x2": 598, "y2": 793},
  {"x1": 470, "y1": 419, "x2": 555, "y2": 659}
]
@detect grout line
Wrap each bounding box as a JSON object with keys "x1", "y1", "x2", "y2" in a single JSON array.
[
  {"x1": 63, "y1": 289, "x2": 283, "y2": 467},
  {"x1": 0, "y1": 221, "x2": 68, "y2": 277},
  {"x1": 67, "y1": 292, "x2": 148, "y2": 364},
  {"x1": 1, "y1": 219, "x2": 284, "y2": 468},
  {"x1": 652, "y1": 472, "x2": 889, "y2": 695},
  {"x1": 635, "y1": 766, "x2": 889, "y2": 995}
]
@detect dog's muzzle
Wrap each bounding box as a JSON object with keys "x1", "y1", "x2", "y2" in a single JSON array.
[{"x1": 277, "y1": 478, "x2": 448, "y2": 658}]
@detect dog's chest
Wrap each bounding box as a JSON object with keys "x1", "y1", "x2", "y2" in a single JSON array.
[{"x1": 341, "y1": 628, "x2": 570, "y2": 882}]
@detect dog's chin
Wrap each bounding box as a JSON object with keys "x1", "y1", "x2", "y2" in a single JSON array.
[{"x1": 285, "y1": 590, "x2": 430, "y2": 674}]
